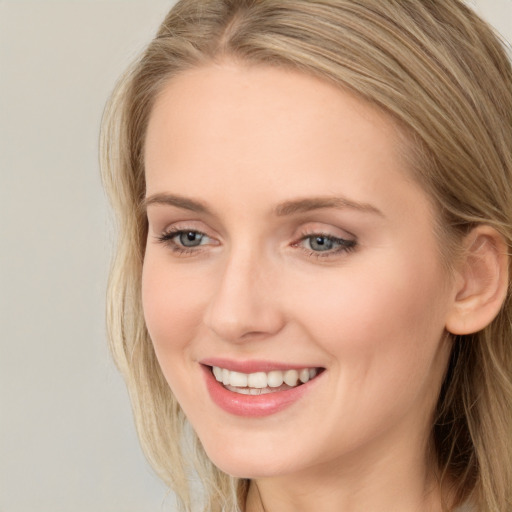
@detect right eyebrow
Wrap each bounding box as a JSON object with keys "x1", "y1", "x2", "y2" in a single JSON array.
[
  {"x1": 143, "y1": 193, "x2": 212, "y2": 215},
  {"x1": 274, "y1": 196, "x2": 384, "y2": 217}
]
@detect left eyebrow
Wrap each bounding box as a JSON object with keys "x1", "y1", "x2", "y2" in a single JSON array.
[{"x1": 274, "y1": 196, "x2": 384, "y2": 217}]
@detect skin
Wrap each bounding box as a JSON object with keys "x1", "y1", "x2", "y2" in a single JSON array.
[{"x1": 142, "y1": 62, "x2": 460, "y2": 512}]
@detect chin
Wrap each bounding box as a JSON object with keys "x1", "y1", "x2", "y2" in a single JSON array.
[{"x1": 199, "y1": 438, "x2": 301, "y2": 479}]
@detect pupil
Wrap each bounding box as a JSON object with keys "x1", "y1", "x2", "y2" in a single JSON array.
[
  {"x1": 311, "y1": 236, "x2": 333, "y2": 251},
  {"x1": 180, "y1": 231, "x2": 202, "y2": 247}
]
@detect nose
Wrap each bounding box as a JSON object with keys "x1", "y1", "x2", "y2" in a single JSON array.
[{"x1": 203, "y1": 247, "x2": 285, "y2": 343}]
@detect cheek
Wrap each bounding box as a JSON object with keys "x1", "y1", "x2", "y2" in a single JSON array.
[
  {"x1": 285, "y1": 256, "x2": 451, "y2": 452},
  {"x1": 290, "y1": 253, "x2": 449, "y2": 387},
  {"x1": 141, "y1": 253, "x2": 207, "y2": 357},
  {"x1": 141, "y1": 253, "x2": 216, "y2": 414}
]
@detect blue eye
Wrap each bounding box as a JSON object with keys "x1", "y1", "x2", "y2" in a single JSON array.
[
  {"x1": 178, "y1": 231, "x2": 205, "y2": 247},
  {"x1": 157, "y1": 228, "x2": 212, "y2": 254},
  {"x1": 299, "y1": 234, "x2": 357, "y2": 256},
  {"x1": 307, "y1": 235, "x2": 336, "y2": 252}
]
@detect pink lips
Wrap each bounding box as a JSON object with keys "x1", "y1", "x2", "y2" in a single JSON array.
[{"x1": 199, "y1": 359, "x2": 323, "y2": 417}]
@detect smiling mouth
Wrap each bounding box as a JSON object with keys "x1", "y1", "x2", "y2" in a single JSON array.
[{"x1": 210, "y1": 366, "x2": 324, "y2": 395}]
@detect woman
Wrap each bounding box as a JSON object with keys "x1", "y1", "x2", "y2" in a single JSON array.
[{"x1": 100, "y1": 1, "x2": 512, "y2": 511}]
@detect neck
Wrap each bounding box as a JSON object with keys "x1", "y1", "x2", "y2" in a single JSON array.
[{"x1": 246, "y1": 467, "x2": 443, "y2": 512}]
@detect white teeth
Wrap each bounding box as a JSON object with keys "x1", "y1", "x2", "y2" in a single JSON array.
[
  {"x1": 283, "y1": 369, "x2": 299, "y2": 386},
  {"x1": 224, "y1": 385, "x2": 270, "y2": 395},
  {"x1": 212, "y1": 366, "x2": 222, "y2": 381},
  {"x1": 248, "y1": 372, "x2": 267, "y2": 388},
  {"x1": 267, "y1": 370, "x2": 284, "y2": 388},
  {"x1": 211, "y1": 366, "x2": 320, "y2": 390},
  {"x1": 299, "y1": 368, "x2": 310, "y2": 383},
  {"x1": 229, "y1": 371, "x2": 248, "y2": 387}
]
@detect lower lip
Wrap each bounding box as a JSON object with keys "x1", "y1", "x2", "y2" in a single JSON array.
[{"x1": 201, "y1": 365, "x2": 321, "y2": 417}]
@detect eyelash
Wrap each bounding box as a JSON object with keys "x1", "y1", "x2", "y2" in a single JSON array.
[
  {"x1": 156, "y1": 228, "x2": 213, "y2": 255},
  {"x1": 156, "y1": 228, "x2": 357, "y2": 259},
  {"x1": 293, "y1": 232, "x2": 357, "y2": 259}
]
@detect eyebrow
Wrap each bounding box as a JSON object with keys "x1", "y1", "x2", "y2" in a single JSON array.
[
  {"x1": 143, "y1": 193, "x2": 383, "y2": 217},
  {"x1": 274, "y1": 196, "x2": 384, "y2": 217},
  {"x1": 143, "y1": 193, "x2": 212, "y2": 214}
]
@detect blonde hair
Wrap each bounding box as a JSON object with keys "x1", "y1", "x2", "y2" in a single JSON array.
[{"x1": 100, "y1": 1, "x2": 512, "y2": 511}]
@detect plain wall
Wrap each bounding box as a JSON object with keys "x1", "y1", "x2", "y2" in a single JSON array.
[
  {"x1": 1, "y1": 2, "x2": 178, "y2": 511},
  {"x1": 0, "y1": 1, "x2": 510, "y2": 511}
]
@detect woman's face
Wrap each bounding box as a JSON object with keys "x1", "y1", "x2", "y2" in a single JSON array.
[{"x1": 142, "y1": 63, "x2": 455, "y2": 480}]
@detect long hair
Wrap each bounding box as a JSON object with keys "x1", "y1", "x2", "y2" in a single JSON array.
[{"x1": 100, "y1": 1, "x2": 512, "y2": 510}]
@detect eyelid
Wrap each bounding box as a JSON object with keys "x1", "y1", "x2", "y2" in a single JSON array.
[
  {"x1": 154, "y1": 224, "x2": 220, "y2": 256},
  {"x1": 292, "y1": 222, "x2": 356, "y2": 243},
  {"x1": 291, "y1": 225, "x2": 358, "y2": 259},
  {"x1": 293, "y1": 233, "x2": 356, "y2": 249},
  {"x1": 158, "y1": 227, "x2": 216, "y2": 242},
  {"x1": 152, "y1": 221, "x2": 357, "y2": 259}
]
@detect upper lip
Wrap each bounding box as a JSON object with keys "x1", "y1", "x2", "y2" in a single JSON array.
[{"x1": 199, "y1": 357, "x2": 323, "y2": 373}]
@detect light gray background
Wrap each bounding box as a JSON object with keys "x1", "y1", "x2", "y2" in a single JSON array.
[{"x1": 1, "y1": 1, "x2": 510, "y2": 511}]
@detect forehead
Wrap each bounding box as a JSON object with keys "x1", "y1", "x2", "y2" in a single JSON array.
[
  {"x1": 147, "y1": 63, "x2": 402, "y2": 151},
  {"x1": 143, "y1": 62, "x2": 432, "y2": 227},
  {"x1": 146, "y1": 64, "x2": 408, "y2": 179}
]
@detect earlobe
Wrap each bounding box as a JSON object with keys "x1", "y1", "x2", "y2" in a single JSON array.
[{"x1": 445, "y1": 226, "x2": 509, "y2": 335}]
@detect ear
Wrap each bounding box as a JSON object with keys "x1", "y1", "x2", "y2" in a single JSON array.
[{"x1": 445, "y1": 226, "x2": 509, "y2": 335}]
